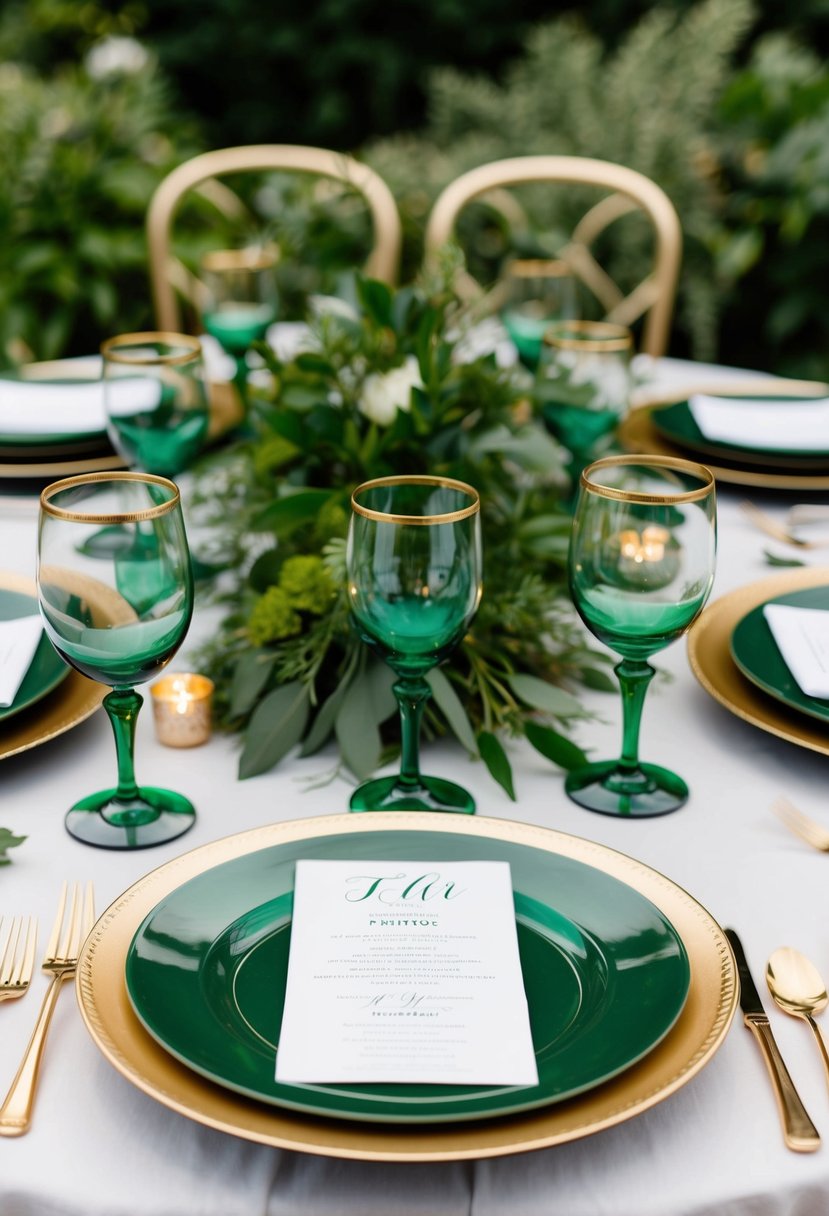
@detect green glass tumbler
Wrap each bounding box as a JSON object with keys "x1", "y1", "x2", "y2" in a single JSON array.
[
  {"x1": 347, "y1": 475, "x2": 482, "y2": 813},
  {"x1": 38, "y1": 472, "x2": 196, "y2": 849},
  {"x1": 499, "y1": 258, "x2": 579, "y2": 369},
  {"x1": 566, "y1": 454, "x2": 717, "y2": 818}
]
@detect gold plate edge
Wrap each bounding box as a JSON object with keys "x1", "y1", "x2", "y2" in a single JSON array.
[{"x1": 76, "y1": 812, "x2": 738, "y2": 1162}]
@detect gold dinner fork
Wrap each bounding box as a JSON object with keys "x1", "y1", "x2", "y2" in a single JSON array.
[
  {"x1": 773, "y1": 797, "x2": 829, "y2": 853},
  {"x1": 741, "y1": 501, "x2": 829, "y2": 550},
  {"x1": 0, "y1": 882, "x2": 94, "y2": 1136},
  {"x1": 0, "y1": 917, "x2": 37, "y2": 1003}
]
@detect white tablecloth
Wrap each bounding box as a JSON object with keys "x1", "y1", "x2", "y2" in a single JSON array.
[{"x1": 2, "y1": 362, "x2": 829, "y2": 1216}]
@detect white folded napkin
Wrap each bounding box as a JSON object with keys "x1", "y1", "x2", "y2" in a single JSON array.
[
  {"x1": 763, "y1": 603, "x2": 829, "y2": 699},
  {"x1": 0, "y1": 379, "x2": 108, "y2": 437},
  {"x1": 688, "y1": 394, "x2": 829, "y2": 451},
  {"x1": 0, "y1": 615, "x2": 44, "y2": 707}
]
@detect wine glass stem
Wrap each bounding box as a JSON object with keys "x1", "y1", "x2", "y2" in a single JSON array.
[
  {"x1": 233, "y1": 356, "x2": 248, "y2": 414},
  {"x1": 616, "y1": 658, "x2": 655, "y2": 774},
  {"x1": 394, "y1": 676, "x2": 431, "y2": 790},
  {"x1": 104, "y1": 689, "x2": 142, "y2": 802}
]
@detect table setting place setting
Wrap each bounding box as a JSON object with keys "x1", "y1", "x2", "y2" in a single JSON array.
[{"x1": 5, "y1": 260, "x2": 829, "y2": 1216}]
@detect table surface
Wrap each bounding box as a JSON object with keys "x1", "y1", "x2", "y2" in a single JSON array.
[{"x1": 2, "y1": 359, "x2": 829, "y2": 1216}]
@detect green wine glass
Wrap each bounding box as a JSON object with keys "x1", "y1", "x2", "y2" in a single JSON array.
[
  {"x1": 537, "y1": 320, "x2": 633, "y2": 503},
  {"x1": 500, "y1": 258, "x2": 578, "y2": 369},
  {"x1": 201, "y1": 246, "x2": 279, "y2": 415},
  {"x1": 102, "y1": 332, "x2": 209, "y2": 478},
  {"x1": 38, "y1": 472, "x2": 196, "y2": 849},
  {"x1": 566, "y1": 454, "x2": 716, "y2": 818},
  {"x1": 347, "y1": 475, "x2": 482, "y2": 814}
]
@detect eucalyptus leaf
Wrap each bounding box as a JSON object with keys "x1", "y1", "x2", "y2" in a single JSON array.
[
  {"x1": 335, "y1": 673, "x2": 382, "y2": 779},
  {"x1": 764, "y1": 550, "x2": 806, "y2": 567},
  {"x1": 252, "y1": 489, "x2": 333, "y2": 534},
  {"x1": 524, "y1": 721, "x2": 588, "y2": 771},
  {"x1": 300, "y1": 678, "x2": 352, "y2": 756},
  {"x1": 579, "y1": 667, "x2": 618, "y2": 693},
  {"x1": 238, "y1": 682, "x2": 310, "y2": 779},
  {"x1": 506, "y1": 672, "x2": 583, "y2": 717},
  {"x1": 0, "y1": 828, "x2": 26, "y2": 866},
  {"x1": 477, "y1": 731, "x2": 516, "y2": 800},
  {"x1": 230, "y1": 651, "x2": 276, "y2": 718},
  {"x1": 357, "y1": 277, "x2": 394, "y2": 328},
  {"x1": 248, "y1": 549, "x2": 283, "y2": 592},
  {"x1": 366, "y1": 662, "x2": 397, "y2": 724},
  {"x1": 427, "y1": 667, "x2": 477, "y2": 754}
]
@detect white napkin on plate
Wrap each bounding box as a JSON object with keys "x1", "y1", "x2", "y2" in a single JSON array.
[
  {"x1": 763, "y1": 603, "x2": 829, "y2": 699},
  {"x1": 0, "y1": 615, "x2": 44, "y2": 707},
  {"x1": 688, "y1": 394, "x2": 829, "y2": 451},
  {"x1": 0, "y1": 379, "x2": 109, "y2": 437}
]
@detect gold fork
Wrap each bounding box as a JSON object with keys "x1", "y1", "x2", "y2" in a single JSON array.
[
  {"x1": 773, "y1": 797, "x2": 829, "y2": 853},
  {"x1": 0, "y1": 882, "x2": 94, "y2": 1136},
  {"x1": 0, "y1": 917, "x2": 37, "y2": 1003},
  {"x1": 741, "y1": 501, "x2": 829, "y2": 550}
]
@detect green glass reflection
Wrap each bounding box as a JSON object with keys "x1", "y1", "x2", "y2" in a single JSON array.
[
  {"x1": 566, "y1": 456, "x2": 716, "y2": 818},
  {"x1": 347, "y1": 476, "x2": 482, "y2": 814},
  {"x1": 38, "y1": 473, "x2": 196, "y2": 849}
]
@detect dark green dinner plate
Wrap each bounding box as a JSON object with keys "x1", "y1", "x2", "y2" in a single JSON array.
[
  {"x1": 126, "y1": 828, "x2": 690, "y2": 1124},
  {"x1": 0, "y1": 589, "x2": 68, "y2": 723},
  {"x1": 651, "y1": 399, "x2": 829, "y2": 469},
  {"x1": 730, "y1": 585, "x2": 829, "y2": 724}
]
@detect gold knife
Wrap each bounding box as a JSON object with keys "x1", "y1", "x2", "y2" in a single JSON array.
[{"x1": 725, "y1": 928, "x2": 820, "y2": 1152}]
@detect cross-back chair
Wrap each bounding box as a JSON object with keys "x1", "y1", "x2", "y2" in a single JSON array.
[
  {"x1": 423, "y1": 156, "x2": 682, "y2": 357},
  {"x1": 146, "y1": 144, "x2": 403, "y2": 333}
]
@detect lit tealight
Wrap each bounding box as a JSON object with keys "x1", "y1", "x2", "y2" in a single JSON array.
[{"x1": 150, "y1": 673, "x2": 214, "y2": 748}]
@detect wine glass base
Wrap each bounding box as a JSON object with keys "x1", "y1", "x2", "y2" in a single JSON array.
[
  {"x1": 65, "y1": 786, "x2": 196, "y2": 849},
  {"x1": 350, "y1": 774, "x2": 476, "y2": 815},
  {"x1": 564, "y1": 760, "x2": 688, "y2": 818}
]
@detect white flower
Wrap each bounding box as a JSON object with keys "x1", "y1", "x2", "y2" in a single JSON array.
[
  {"x1": 85, "y1": 36, "x2": 149, "y2": 80},
  {"x1": 359, "y1": 356, "x2": 423, "y2": 427}
]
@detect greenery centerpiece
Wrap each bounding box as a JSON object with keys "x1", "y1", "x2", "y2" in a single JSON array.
[{"x1": 195, "y1": 266, "x2": 614, "y2": 799}]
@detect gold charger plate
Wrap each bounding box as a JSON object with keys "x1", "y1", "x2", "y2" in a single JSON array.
[
  {"x1": 76, "y1": 811, "x2": 737, "y2": 1162},
  {"x1": 621, "y1": 376, "x2": 829, "y2": 490},
  {"x1": 0, "y1": 572, "x2": 105, "y2": 760},
  {"x1": 687, "y1": 566, "x2": 829, "y2": 756}
]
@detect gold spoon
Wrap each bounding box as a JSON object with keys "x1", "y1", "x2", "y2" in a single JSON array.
[{"x1": 767, "y1": 947, "x2": 829, "y2": 1089}]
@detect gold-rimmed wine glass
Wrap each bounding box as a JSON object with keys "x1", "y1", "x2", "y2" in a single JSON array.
[
  {"x1": 101, "y1": 331, "x2": 209, "y2": 478},
  {"x1": 499, "y1": 258, "x2": 579, "y2": 368},
  {"x1": 347, "y1": 474, "x2": 482, "y2": 814},
  {"x1": 37, "y1": 471, "x2": 196, "y2": 849},
  {"x1": 201, "y1": 245, "x2": 279, "y2": 412},
  {"x1": 538, "y1": 320, "x2": 633, "y2": 500},
  {"x1": 566, "y1": 453, "x2": 716, "y2": 818}
]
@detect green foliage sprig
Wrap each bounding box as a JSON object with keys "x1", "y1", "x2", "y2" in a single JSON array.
[{"x1": 195, "y1": 271, "x2": 613, "y2": 799}]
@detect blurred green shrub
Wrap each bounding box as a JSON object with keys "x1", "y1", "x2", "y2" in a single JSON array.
[
  {"x1": 364, "y1": 0, "x2": 754, "y2": 360},
  {"x1": 0, "y1": 2, "x2": 201, "y2": 367},
  {"x1": 711, "y1": 33, "x2": 829, "y2": 377}
]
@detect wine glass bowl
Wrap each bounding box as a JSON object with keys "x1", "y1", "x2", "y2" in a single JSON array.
[
  {"x1": 38, "y1": 472, "x2": 196, "y2": 849},
  {"x1": 538, "y1": 320, "x2": 633, "y2": 498},
  {"x1": 499, "y1": 258, "x2": 578, "y2": 369},
  {"x1": 566, "y1": 454, "x2": 716, "y2": 818},
  {"x1": 101, "y1": 332, "x2": 209, "y2": 479},
  {"x1": 347, "y1": 475, "x2": 482, "y2": 813}
]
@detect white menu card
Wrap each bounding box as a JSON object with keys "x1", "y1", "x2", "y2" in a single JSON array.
[
  {"x1": 275, "y1": 859, "x2": 539, "y2": 1086},
  {"x1": 764, "y1": 603, "x2": 829, "y2": 698}
]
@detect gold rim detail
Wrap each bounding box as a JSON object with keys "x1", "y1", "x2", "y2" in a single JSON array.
[
  {"x1": 100, "y1": 332, "x2": 202, "y2": 368},
  {"x1": 40, "y1": 471, "x2": 181, "y2": 524},
  {"x1": 351, "y1": 474, "x2": 481, "y2": 525},
  {"x1": 580, "y1": 453, "x2": 715, "y2": 504},
  {"x1": 506, "y1": 258, "x2": 572, "y2": 279},
  {"x1": 543, "y1": 320, "x2": 633, "y2": 353}
]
